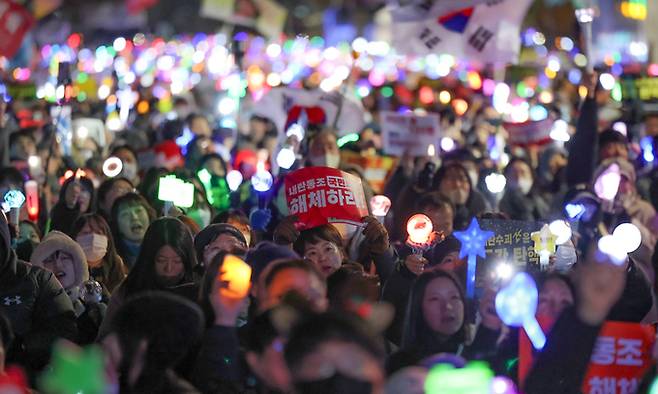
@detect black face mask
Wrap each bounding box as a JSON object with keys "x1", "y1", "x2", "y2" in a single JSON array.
[{"x1": 295, "y1": 372, "x2": 373, "y2": 394}]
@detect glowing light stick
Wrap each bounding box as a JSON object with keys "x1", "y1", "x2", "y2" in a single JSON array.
[
  {"x1": 102, "y1": 157, "x2": 123, "y2": 178},
  {"x1": 495, "y1": 272, "x2": 546, "y2": 350},
  {"x1": 370, "y1": 195, "x2": 391, "y2": 224},
  {"x1": 251, "y1": 162, "x2": 273, "y2": 209},
  {"x1": 276, "y1": 147, "x2": 296, "y2": 170},
  {"x1": 594, "y1": 163, "x2": 621, "y2": 202},
  {"x1": 25, "y1": 181, "x2": 39, "y2": 222},
  {"x1": 424, "y1": 361, "x2": 494, "y2": 394},
  {"x1": 548, "y1": 220, "x2": 572, "y2": 245},
  {"x1": 158, "y1": 176, "x2": 195, "y2": 215},
  {"x1": 454, "y1": 218, "x2": 494, "y2": 298},
  {"x1": 490, "y1": 376, "x2": 518, "y2": 394},
  {"x1": 597, "y1": 222, "x2": 642, "y2": 265},
  {"x1": 38, "y1": 341, "x2": 106, "y2": 394},
  {"x1": 575, "y1": 0, "x2": 596, "y2": 73},
  {"x1": 485, "y1": 173, "x2": 506, "y2": 194},
  {"x1": 4, "y1": 190, "x2": 25, "y2": 226},
  {"x1": 226, "y1": 170, "x2": 243, "y2": 192},
  {"x1": 531, "y1": 224, "x2": 557, "y2": 270},
  {"x1": 406, "y1": 214, "x2": 442, "y2": 257},
  {"x1": 218, "y1": 254, "x2": 252, "y2": 299}
]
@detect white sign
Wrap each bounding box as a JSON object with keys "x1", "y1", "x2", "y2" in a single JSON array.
[{"x1": 381, "y1": 111, "x2": 440, "y2": 156}]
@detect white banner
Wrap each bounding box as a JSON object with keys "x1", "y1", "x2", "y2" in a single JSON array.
[
  {"x1": 391, "y1": 0, "x2": 533, "y2": 64},
  {"x1": 380, "y1": 111, "x2": 441, "y2": 156}
]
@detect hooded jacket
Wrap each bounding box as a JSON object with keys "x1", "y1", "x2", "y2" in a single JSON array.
[{"x1": 0, "y1": 212, "x2": 77, "y2": 374}]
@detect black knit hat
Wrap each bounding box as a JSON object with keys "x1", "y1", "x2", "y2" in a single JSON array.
[{"x1": 194, "y1": 223, "x2": 247, "y2": 261}]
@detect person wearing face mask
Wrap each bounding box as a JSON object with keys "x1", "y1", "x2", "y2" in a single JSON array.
[
  {"x1": 98, "y1": 217, "x2": 199, "y2": 340},
  {"x1": 30, "y1": 231, "x2": 106, "y2": 345},
  {"x1": 306, "y1": 130, "x2": 341, "y2": 169},
  {"x1": 433, "y1": 163, "x2": 489, "y2": 230},
  {"x1": 49, "y1": 176, "x2": 95, "y2": 236},
  {"x1": 110, "y1": 146, "x2": 141, "y2": 186},
  {"x1": 110, "y1": 193, "x2": 156, "y2": 269},
  {"x1": 499, "y1": 158, "x2": 550, "y2": 222},
  {"x1": 71, "y1": 214, "x2": 127, "y2": 294}
]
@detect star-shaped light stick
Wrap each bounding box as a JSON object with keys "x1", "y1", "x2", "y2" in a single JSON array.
[
  {"x1": 454, "y1": 218, "x2": 494, "y2": 298},
  {"x1": 39, "y1": 340, "x2": 106, "y2": 394},
  {"x1": 495, "y1": 272, "x2": 546, "y2": 350},
  {"x1": 531, "y1": 224, "x2": 557, "y2": 270}
]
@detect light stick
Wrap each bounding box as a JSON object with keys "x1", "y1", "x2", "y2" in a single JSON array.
[
  {"x1": 25, "y1": 181, "x2": 39, "y2": 221},
  {"x1": 406, "y1": 214, "x2": 439, "y2": 256},
  {"x1": 102, "y1": 157, "x2": 123, "y2": 178},
  {"x1": 370, "y1": 195, "x2": 391, "y2": 223},
  {"x1": 454, "y1": 218, "x2": 494, "y2": 298},
  {"x1": 594, "y1": 163, "x2": 621, "y2": 202},
  {"x1": 4, "y1": 190, "x2": 25, "y2": 226},
  {"x1": 251, "y1": 166, "x2": 273, "y2": 209},
  {"x1": 158, "y1": 175, "x2": 195, "y2": 215},
  {"x1": 531, "y1": 224, "x2": 557, "y2": 270},
  {"x1": 424, "y1": 361, "x2": 494, "y2": 394},
  {"x1": 548, "y1": 220, "x2": 572, "y2": 245},
  {"x1": 575, "y1": 0, "x2": 596, "y2": 73},
  {"x1": 218, "y1": 254, "x2": 252, "y2": 299},
  {"x1": 495, "y1": 272, "x2": 546, "y2": 350},
  {"x1": 485, "y1": 173, "x2": 506, "y2": 194},
  {"x1": 226, "y1": 170, "x2": 243, "y2": 192}
]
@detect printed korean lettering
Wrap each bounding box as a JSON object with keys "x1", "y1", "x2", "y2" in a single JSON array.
[
  {"x1": 297, "y1": 182, "x2": 306, "y2": 193},
  {"x1": 591, "y1": 337, "x2": 615, "y2": 366},
  {"x1": 290, "y1": 195, "x2": 308, "y2": 215},
  {"x1": 618, "y1": 378, "x2": 638, "y2": 394},
  {"x1": 343, "y1": 190, "x2": 356, "y2": 206},
  {"x1": 327, "y1": 189, "x2": 345, "y2": 205},
  {"x1": 616, "y1": 339, "x2": 643, "y2": 366},
  {"x1": 588, "y1": 377, "x2": 616, "y2": 394},
  {"x1": 306, "y1": 179, "x2": 316, "y2": 190},
  {"x1": 309, "y1": 190, "x2": 327, "y2": 208},
  {"x1": 326, "y1": 176, "x2": 347, "y2": 189},
  {"x1": 315, "y1": 177, "x2": 326, "y2": 187},
  {"x1": 288, "y1": 184, "x2": 298, "y2": 196}
]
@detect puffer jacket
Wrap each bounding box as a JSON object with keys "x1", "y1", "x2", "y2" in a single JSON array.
[{"x1": 0, "y1": 211, "x2": 77, "y2": 374}]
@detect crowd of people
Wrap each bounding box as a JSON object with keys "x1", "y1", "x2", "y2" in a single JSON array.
[{"x1": 0, "y1": 68, "x2": 656, "y2": 394}]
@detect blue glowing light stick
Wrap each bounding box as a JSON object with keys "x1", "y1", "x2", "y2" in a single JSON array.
[
  {"x1": 495, "y1": 272, "x2": 546, "y2": 350},
  {"x1": 453, "y1": 218, "x2": 494, "y2": 298}
]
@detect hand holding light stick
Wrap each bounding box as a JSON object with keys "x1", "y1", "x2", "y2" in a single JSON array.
[
  {"x1": 406, "y1": 214, "x2": 442, "y2": 255},
  {"x1": 370, "y1": 195, "x2": 391, "y2": 224},
  {"x1": 454, "y1": 218, "x2": 494, "y2": 298},
  {"x1": 495, "y1": 272, "x2": 546, "y2": 350}
]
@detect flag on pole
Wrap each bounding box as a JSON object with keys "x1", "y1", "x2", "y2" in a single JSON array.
[{"x1": 391, "y1": 0, "x2": 533, "y2": 64}]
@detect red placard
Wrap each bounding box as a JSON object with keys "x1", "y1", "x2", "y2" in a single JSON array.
[
  {"x1": 0, "y1": 1, "x2": 34, "y2": 58},
  {"x1": 503, "y1": 117, "x2": 554, "y2": 147},
  {"x1": 126, "y1": 0, "x2": 158, "y2": 15},
  {"x1": 519, "y1": 317, "x2": 655, "y2": 394},
  {"x1": 284, "y1": 166, "x2": 369, "y2": 230}
]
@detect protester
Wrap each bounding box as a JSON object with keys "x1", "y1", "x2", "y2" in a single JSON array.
[
  {"x1": 71, "y1": 213, "x2": 128, "y2": 294},
  {"x1": 49, "y1": 176, "x2": 95, "y2": 236},
  {"x1": 110, "y1": 192, "x2": 156, "y2": 269},
  {"x1": 99, "y1": 217, "x2": 199, "y2": 339},
  {"x1": 96, "y1": 177, "x2": 134, "y2": 221},
  {"x1": 0, "y1": 211, "x2": 77, "y2": 375}
]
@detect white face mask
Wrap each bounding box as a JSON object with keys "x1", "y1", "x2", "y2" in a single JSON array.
[
  {"x1": 446, "y1": 189, "x2": 469, "y2": 205},
  {"x1": 121, "y1": 162, "x2": 138, "y2": 181},
  {"x1": 76, "y1": 233, "x2": 108, "y2": 263},
  {"x1": 310, "y1": 153, "x2": 340, "y2": 168},
  {"x1": 517, "y1": 178, "x2": 533, "y2": 195}
]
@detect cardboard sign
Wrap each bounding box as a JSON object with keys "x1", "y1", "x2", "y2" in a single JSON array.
[
  {"x1": 519, "y1": 318, "x2": 655, "y2": 394},
  {"x1": 0, "y1": 1, "x2": 34, "y2": 58},
  {"x1": 381, "y1": 111, "x2": 441, "y2": 156},
  {"x1": 503, "y1": 117, "x2": 554, "y2": 147},
  {"x1": 284, "y1": 166, "x2": 369, "y2": 229},
  {"x1": 480, "y1": 219, "x2": 543, "y2": 273},
  {"x1": 339, "y1": 150, "x2": 398, "y2": 194}
]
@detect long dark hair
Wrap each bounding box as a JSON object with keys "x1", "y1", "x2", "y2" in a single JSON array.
[
  {"x1": 110, "y1": 192, "x2": 156, "y2": 246},
  {"x1": 401, "y1": 270, "x2": 466, "y2": 353},
  {"x1": 71, "y1": 213, "x2": 127, "y2": 293},
  {"x1": 58, "y1": 175, "x2": 96, "y2": 213},
  {"x1": 122, "y1": 217, "x2": 197, "y2": 297}
]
